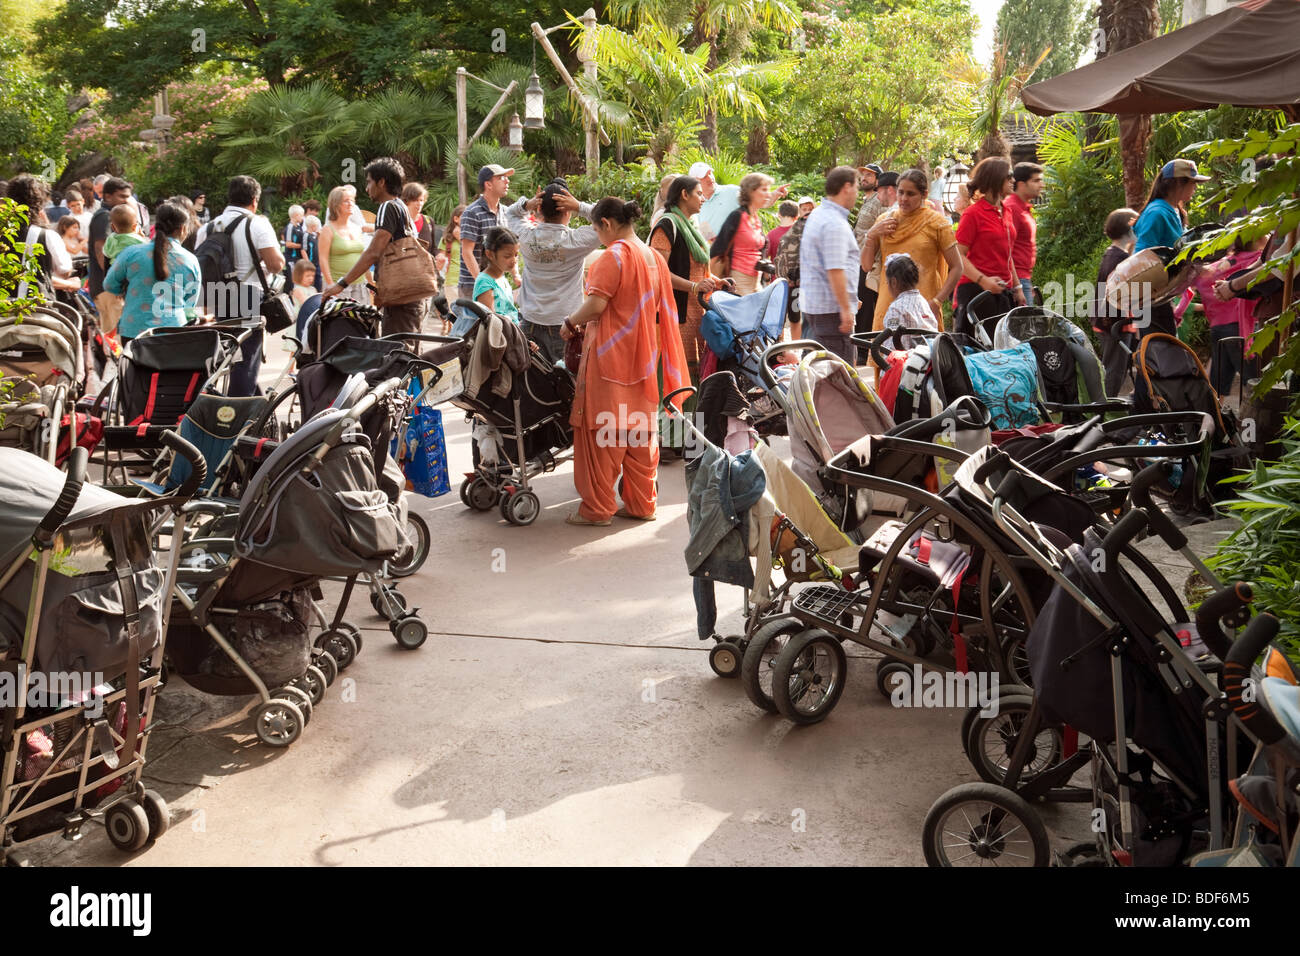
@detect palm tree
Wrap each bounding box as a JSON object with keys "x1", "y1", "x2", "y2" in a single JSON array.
[
  {"x1": 213, "y1": 81, "x2": 362, "y2": 195},
  {"x1": 575, "y1": 18, "x2": 780, "y2": 169},
  {"x1": 357, "y1": 88, "x2": 456, "y2": 181},
  {"x1": 604, "y1": 0, "x2": 800, "y2": 152},
  {"x1": 1098, "y1": 0, "x2": 1160, "y2": 206},
  {"x1": 966, "y1": 40, "x2": 1049, "y2": 161}
]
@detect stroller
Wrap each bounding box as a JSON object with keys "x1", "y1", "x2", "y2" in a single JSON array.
[
  {"x1": 92, "y1": 323, "x2": 253, "y2": 482},
  {"x1": 0, "y1": 302, "x2": 90, "y2": 462},
  {"x1": 991, "y1": 306, "x2": 1108, "y2": 413},
  {"x1": 920, "y1": 445, "x2": 1252, "y2": 867},
  {"x1": 699, "y1": 279, "x2": 790, "y2": 436},
  {"x1": 0, "y1": 438, "x2": 202, "y2": 861},
  {"x1": 448, "y1": 298, "x2": 575, "y2": 527},
  {"x1": 166, "y1": 375, "x2": 421, "y2": 748}
]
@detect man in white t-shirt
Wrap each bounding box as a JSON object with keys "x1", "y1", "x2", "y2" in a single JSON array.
[
  {"x1": 690, "y1": 161, "x2": 789, "y2": 243},
  {"x1": 195, "y1": 175, "x2": 286, "y2": 396}
]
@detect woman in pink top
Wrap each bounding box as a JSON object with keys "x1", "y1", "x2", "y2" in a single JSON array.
[
  {"x1": 1174, "y1": 237, "x2": 1265, "y2": 396},
  {"x1": 709, "y1": 172, "x2": 772, "y2": 295}
]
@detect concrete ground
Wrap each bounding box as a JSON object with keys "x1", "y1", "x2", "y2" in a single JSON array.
[{"x1": 19, "y1": 339, "x2": 1222, "y2": 866}]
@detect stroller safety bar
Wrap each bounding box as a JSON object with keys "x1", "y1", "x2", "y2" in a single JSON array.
[
  {"x1": 1195, "y1": 580, "x2": 1254, "y2": 661},
  {"x1": 1224, "y1": 613, "x2": 1286, "y2": 745},
  {"x1": 758, "y1": 339, "x2": 827, "y2": 390}
]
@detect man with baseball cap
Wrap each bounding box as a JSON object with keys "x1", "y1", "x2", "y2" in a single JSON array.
[
  {"x1": 689, "y1": 160, "x2": 789, "y2": 243},
  {"x1": 1133, "y1": 159, "x2": 1211, "y2": 253},
  {"x1": 455, "y1": 164, "x2": 514, "y2": 325},
  {"x1": 797, "y1": 196, "x2": 816, "y2": 218}
]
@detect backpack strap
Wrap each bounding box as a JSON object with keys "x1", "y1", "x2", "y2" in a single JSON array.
[{"x1": 241, "y1": 214, "x2": 273, "y2": 291}]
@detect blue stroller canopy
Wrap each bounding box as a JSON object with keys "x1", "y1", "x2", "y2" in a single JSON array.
[{"x1": 701, "y1": 279, "x2": 789, "y2": 358}]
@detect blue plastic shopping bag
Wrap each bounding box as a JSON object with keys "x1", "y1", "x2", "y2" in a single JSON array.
[{"x1": 394, "y1": 406, "x2": 451, "y2": 498}]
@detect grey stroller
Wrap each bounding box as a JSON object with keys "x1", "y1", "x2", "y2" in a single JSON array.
[{"x1": 0, "y1": 438, "x2": 202, "y2": 861}]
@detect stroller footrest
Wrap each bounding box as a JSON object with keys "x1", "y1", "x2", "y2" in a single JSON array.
[{"x1": 792, "y1": 584, "x2": 870, "y2": 624}]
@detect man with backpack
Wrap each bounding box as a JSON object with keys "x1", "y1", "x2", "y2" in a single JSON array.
[{"x1": 194, "y1": 175, "x2": 285, "y2": 396}]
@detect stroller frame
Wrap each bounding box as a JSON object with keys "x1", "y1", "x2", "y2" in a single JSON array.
[{"x1": 0, "y1": 438, "x2": 202, "y2": 861}]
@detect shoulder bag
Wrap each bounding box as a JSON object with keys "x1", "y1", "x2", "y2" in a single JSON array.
[
  {"x1": 244, "y1": 217, "x2": 295, "y2": 333},
  {"x1": 374, "y1": 200, "x2": 438, "y2": 308}
]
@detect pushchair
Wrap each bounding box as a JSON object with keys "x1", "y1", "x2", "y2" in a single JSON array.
[
  {"x1": 920, "y1": 447, "x2": 1252, "y2": 867},
  {"x1": 448, "y1": 298, "x2": 575, "y2": 527},
  {"x1": 699, "y1": 279, "x2": 790, "y2": 436},
  {"x1": 0, "y1": 438, "x2": 203, "y2": 861},
  {"x1": 92, "y1": 323, "x2": 254, "y2": 482},
  {"x1": 0, "y1": 302, "x2": 90, "y2": 462},
  {"x1": 991, "y1": 306, "x2": 1108, "y2": 413},
  {"x1": 166, "y1": 374, "x2": 423, "y2": 747}
]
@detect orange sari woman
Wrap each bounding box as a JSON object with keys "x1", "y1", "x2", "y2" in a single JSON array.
[{"x1": 560, "y1": 197, "x2": 689, "y2": 525}]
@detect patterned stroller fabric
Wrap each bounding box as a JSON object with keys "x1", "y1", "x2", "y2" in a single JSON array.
[
  {"x1": 994, "y1": 307, "x2": 1107, "y2": 405},
  {"x1": 964, "y1": 343, "x2": 1040, "y2": 429}
]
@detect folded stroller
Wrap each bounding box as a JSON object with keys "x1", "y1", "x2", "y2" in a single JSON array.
[
  {"x1": 0, "y1": 303, "x2": 90, "y2": 462},
  {"x1": 699, "y1": 279, "x2": 789, "y2": 436},
  {"x1": 448, "y1": 298, "x2": 574, "y2": 527},
  {"x1": 0, "y1": 438, "x2": 202, "y2": 861}
]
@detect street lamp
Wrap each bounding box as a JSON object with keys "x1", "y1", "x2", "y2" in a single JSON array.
[
  {"x1": 942, "y1": 159, "x2": 970, "y2": 217},
  {"x1": 505, "y1": 113, "x2": 524, "y2": 153},
  {"x1": 524, "y1": 72, "x2": 545, "y2": 130},
  {"x1": 455, "y1": 67, "x2": 520, "y2": 203}
]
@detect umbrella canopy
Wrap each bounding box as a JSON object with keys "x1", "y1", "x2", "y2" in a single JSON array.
[{"x1": 1022, "y1": 0, "x2": 1300, "y2": 117}]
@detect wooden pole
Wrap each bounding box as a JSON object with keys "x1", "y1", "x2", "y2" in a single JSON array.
[
  {"x1": 581, "y1": 8, "x2": 600, "y2": 173},
  {"x1": 456, "y1": 68, "x2": 468, "y2": 204},
  {"x1": 467, "y1": 81, "x2": 519, "y2": 151},
  {"x1": 530, "y1": 20, "x2": 610, "y2": 149},
  {"x1": 1282, "y1": 226, "x2": 1298, "y2": 348}
]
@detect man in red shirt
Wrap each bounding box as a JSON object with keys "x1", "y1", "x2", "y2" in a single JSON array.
[{"x1": 1004, "y1": 162, "x2": 1044, "y2": 304}]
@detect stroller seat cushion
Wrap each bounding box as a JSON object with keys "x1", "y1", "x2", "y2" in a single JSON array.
[{"x1": 1262, "y1": 677, "x2": 1300, "y2": 743}]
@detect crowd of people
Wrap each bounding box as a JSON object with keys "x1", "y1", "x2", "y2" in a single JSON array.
[{"x1": 1, "y1": 146, "x2": 1289, "y2": 527}]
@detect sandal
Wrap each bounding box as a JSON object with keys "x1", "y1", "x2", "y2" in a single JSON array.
[
  {"x1": 615, "y1": 507, "x2": 656, "y2": 522},
  {"x1": 565, "y1": 511, "x2": 611, "y2": 527}
]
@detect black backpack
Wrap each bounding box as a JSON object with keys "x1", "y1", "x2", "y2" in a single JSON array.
[{"x1": 194, "y1": 212, "x2": 249, "y2": 315}]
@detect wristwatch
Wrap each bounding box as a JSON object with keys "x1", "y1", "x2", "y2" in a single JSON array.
[{"x1": 338, "y1": 277, "x2": 350, "y2": 289}]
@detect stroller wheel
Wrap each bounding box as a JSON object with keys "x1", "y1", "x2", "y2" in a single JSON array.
[
  {"x1": 315, "y1": 629, "x2": 356, "y2": 671},
  {"x1": 141, "y1": 790, "x2": 169, "y2": 844},
  {"x1": 1000, "y1": 634, "x2": 1033, "y2": 688},
  {"x1": 965, "y1": 696, "x2": 1064, "y2": 786},
  {"x1": 742, "y1": 618, "x2": 804, "y2": 713},
  {"x1": 922, "y1": 782, "x2": 1050, "y2": 867},
  {"x1": 708, "y1": 640, "x2": 743, "y2": 679},
  {"x1": 876, "y1": 661, "x2": 914, "y2": 701},
  {"x1": 390, "y1": 512, "x2": 430, "y2": 578},
  {"x1": 466, "y1": 477, "x2": 499, "y2": 512},
  {"x1": 958, "y1": 684, "x2": 1033, "y2": 758},
  {"x1": 104, "y1": 799, "x2": 150, "y2": 853},
  {"x1": 392, "y1": 614, "x2": 428, "y2": 649},
  {"x1": 771, "y1": 629, "x2": 847, "y2": 725},
  {"x1": 313, "y1": 651, "x2": 339, "y2": 687},
  {"x1": 274, "y1": 686, "x2": 313, "y2": 726},
  {"x1": 297, "y1": 666, "x2": 328, "y2": 706},
  {"x1": 253, "y1": 699, "x2": 305, "y2": 748},
  {"x1": 371, "y1": 586, "x2": 407, "y2": 620},
  {"x1": 500, "y1": 489, "x2": 541, "y2": 526}
]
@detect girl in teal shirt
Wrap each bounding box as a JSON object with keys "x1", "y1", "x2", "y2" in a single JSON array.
[
  {"x1": 103, "y1": 201, "x2": 201, "y2": 340},
  {"x1": 472, "y1": 227, "x2": 521, "y2": 322}
]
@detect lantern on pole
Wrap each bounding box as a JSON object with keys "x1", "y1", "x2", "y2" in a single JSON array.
[
  {"x1": 506, "y1": 113, "x2": 524, "y2": 153},
  {"x1": 942, "y1": 159, "x2": 970, "y2": 217},
  {"x1": 524, "y1": 72, "x2": 545, "y2": 130}
]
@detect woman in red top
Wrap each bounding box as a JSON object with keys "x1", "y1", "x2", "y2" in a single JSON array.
[
  {"x1": 710, "y1": 173, "x2": 772, "y2": 295},
  {"x1": 954, "y1": 156, "x2": 1025, "y2": 336}
]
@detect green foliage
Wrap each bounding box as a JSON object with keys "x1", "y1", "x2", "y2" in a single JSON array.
[
  {"x1": 0, "y1": 198, "x2": 43, "y2": 322},
  {"x1": 1209, "y1": 417, "x2": 1300, "y2": 661},
  {"x1": 994, "y1": 0, "x2": 1092, "y2": 83},
  {"x1": 769, "y1": 12, "x2": 975, "y2": 173},
  {"x1": 567, "y1": 162, "x2": 665, "y2": 235},
  {"x1": 576, "y1": 17, "x2": 786, "y2": 167},
  {"x1": 1185, "y1": 122, "x2": 1300, "y2": 392},
  {"x1": 0, "y1": 37, "x2": 74, "y2": 177}
]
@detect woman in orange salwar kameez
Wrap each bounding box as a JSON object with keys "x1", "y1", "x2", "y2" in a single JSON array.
[{"x1": 560, "y1": 197, "x2": 689, "y2": 526}]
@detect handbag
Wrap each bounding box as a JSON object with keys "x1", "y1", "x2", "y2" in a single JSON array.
[
  {"x1": 243, "y1": 218, "x2": 295, "y2": 332},
  {"x1": 563, "y1": 324, "x2": 584, "y2": 372},
  {"x1": 374, "y1": 201, "x2": 438, "y2": 308}
]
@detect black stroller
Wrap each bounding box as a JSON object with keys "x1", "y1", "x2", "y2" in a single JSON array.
[
  {"x1": 0, "y1": 438, "x2": 203, "y2": 861},
  {"x1": 166, "y1": 374, "x2": 423, "y2": 748},
  {"x1": 446, "y1": 298, "x2": 575, "y2": 527}
]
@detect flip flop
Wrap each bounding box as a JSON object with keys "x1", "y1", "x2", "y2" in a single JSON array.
[{"x1": 565, "y1": 511, "x2": 611, "y2": 527}]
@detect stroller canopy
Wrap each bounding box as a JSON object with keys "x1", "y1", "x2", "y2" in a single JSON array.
[
  {"x1": 124, "y1": 328, "x2": 228, "y2": 372},
  {"x1": 0, "y1": 448, "x2": 130, "y2": 566},
  {"x1": 701, "y1": 279, "x2": 789, "y2": 357}
]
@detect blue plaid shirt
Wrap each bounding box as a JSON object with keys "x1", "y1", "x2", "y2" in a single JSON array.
[{"x1": 798, "y1": 200, "x2": 860, "y2": 316}]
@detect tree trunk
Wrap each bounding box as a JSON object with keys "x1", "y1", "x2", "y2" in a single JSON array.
[
  {"x1": 1106, "y1": 0, "x2": 1160, "y2": 206},
  {"x1": 693, "y1": 6, "x2": 720, "y2": 153},
  {"x1": 745, "y1": 122, "x2": 770, "y2": 165}
]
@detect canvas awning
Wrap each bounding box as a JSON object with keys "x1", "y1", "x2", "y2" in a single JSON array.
[{"x1": 1021, "y1": 0, "x2": 1300, "y2": 118}]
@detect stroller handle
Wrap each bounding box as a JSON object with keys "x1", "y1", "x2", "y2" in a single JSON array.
[
  {"x1": 162, "y1": 430, "x2": 208, "y2": 500},
  {"x1": 1130, "y1": 461, "x2": 1189, "y2": 551},
  {"x1": 34, "y1": 446, "x2": 88, "y2": 549},
  {"x1": 1195, "y1": 580, "x2": 1254, "y2": 661},
  {"x1": 1098, "y1": 506, "x2": 1148, "y2": 571},
  {"x1": 1223, "y1": 613, "x2": 1286, "y2": 745},
  {"x1": 661, "y1": 386, "x2": 696, "y2": 414}
]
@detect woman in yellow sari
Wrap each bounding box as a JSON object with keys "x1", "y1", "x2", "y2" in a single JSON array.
[
  {"x1": 860, "y1": 169, "x2": 963, "y2": 331},
  {"x1": 560, "y1": 197, "x2": 689, "y2": 526}
]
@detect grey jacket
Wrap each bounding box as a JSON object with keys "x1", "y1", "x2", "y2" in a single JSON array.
[
  {"x1": 504, "y1": 197, "x2": 601, "y2": 327},
  {"x1": 685, "y1": 442, "x2": 766, "y2": 585}
]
